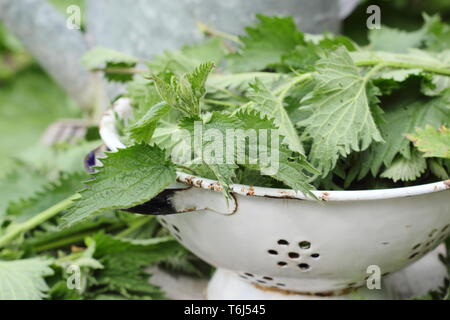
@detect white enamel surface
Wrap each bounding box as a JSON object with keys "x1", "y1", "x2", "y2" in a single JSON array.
[
  {"x1": 159, "y1": 189, "x2": 450, "y2": 293},
  {"x1": 102, "y1": 99, "x2": 450, "y2": 295}
]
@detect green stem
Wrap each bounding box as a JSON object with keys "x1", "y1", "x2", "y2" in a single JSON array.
[
  {"x1": 34, "y1": 222, "x2": 126, "y2": 252},
  {"x1": 116, "y1": 216, "x2": 154, "y2": 238},
  {"x1": 274, "y1": 73, "x2": 313, "y2": 100},
  {"x1": 355, "y1": 59, "x2": 450, "y2": 77},
  {"x1": 196, "y1": 22, "x2": 242, "y2": 45},
  {"x1": 363, "y1": 63, "x2": 386, "y2": 83},
  {"x1": 176, "y1": 165, "x2": 198, "y2": 175},
  {"x1": 204, "y1": 99, "x2": 239, "y2": 108},
  {"x1": 92, "y1": 67, "x2": 146, "y2": 74},
  {"x1": 0, "y1": 194, "x2": 80, "y2": 249}
]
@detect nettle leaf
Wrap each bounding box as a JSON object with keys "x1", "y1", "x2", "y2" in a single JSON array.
[
  {"x1": 153, "y1": 62, "x2": 214, "y2": 116},
  {"x1": 357, "y1": 92, "x2": 450, "y2": 179},
  {"x1": 407, "y1": 125, "x2": 450, "y2": 159},
  {"x1": 178, "y1": 113, "x2": 238, "y2": 196},
  {"x1": 247, "y1": 79, "x2": 305, "y2": 154},
  {"x1": 127, "y1": 102, "x2": 171, "y2": 143},
  {"x1": 6, "y1": 172, "x2": 86, "y2": 224},
  {"x1": 179, "y1": 110, "x2": 316, "y2": 196},
  {"x1": 264, "y1": 146, "x2": 317, "y2": 197},
  {"x1": 62, "y1": 144, "x2": 176, "y2": 228},
  {"x1": 88, "y1": 232, "x2": 179, "y2": 299},
  {"x1": 428, "y1": 159, "x2": 449, "y2": 180},
  {"x1": 423, "y1": 14, "x2": 450, "y2": 52},
  {"x1": 0, "y1": 167, "x2": 48, "y2": 222},
  {"x1": 81, "y1": 47, "x2": 139, "y2": 82},
  {"x1": 148, "y1": 38, "x2": 227, "y2": 74},
  {"x1": 282, "y1": 35, "x2": 357, "y2": 72},
  {"x1": 227, "y1": 15, "x2": 305, "y2": 72},
  {"x1": 368, "y1": 26, "x2": 425, "y2": 53},
  {"x1": 0, "y1": 258, "x2": 54, "y2": 300},
  {"x1": 207, "y1": 72, "x2": 282, "y2": 93},
  {"x1": 421, "y1": 50, "x2": 450, "y2": 96},
  {"x1": 381, "y1": 151, "x2": 427, "y2": 182},
  {"x1": 298, "y1": 47, "x2": 383, "y2": 176}
]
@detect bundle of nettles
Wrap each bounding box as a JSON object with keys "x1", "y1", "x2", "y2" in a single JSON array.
[
  {"x1": 66, "y1": 14, "x2": 450, "y2": 225},
  {"x1": 0, "y1": 14, "x2": 449, "y2": 300}
]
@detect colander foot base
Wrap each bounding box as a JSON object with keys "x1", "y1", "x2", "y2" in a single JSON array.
[{"x1": 206, "y1": 269, "x2": 390, "y2": 300}]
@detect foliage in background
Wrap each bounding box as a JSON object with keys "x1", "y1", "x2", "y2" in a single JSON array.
[
  {"x1": 0, "y1": 18, "x2": 209, "y2": 300},
  {"x1": 0, "y1": 1, "x2": 449, "y2": 300}
]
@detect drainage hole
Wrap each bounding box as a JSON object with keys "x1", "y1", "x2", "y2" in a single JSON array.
[
  {"x1": 288, "y1": 252, "x2": 300, "y2": 259},
  {"x1": 277, "y1": 261, "x2": 288, "y2": 267},
  {"x1": 277, "y1": 239, "x2": 289, "y2": 245},
  {"x1": 311, "y1": 253, "x2": 320, "y2": 258},
  {"x1": 262, "y1": 276, "x2": 273, "y2": 281},
  {"x1": 299, "y1": 241, "x2": 311, "y2": 249},
  {"x1": 267, "y1": 249, "x2": 278, "y2": 255},
  {"x1": 298, "y1": 263, "x2": 310, "y2": 271}
]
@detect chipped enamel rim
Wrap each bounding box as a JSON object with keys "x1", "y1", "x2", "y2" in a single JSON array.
[{"x1": 100, "y1": 98, "x2": 450, "y2": 201}]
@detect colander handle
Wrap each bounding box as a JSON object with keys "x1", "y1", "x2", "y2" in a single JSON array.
[
  {"x1": 84, "y1": 148, "x2": 237, "y2": 216},
  {"x1": 125, "y1": 186, "x2": 237, "y2": 215}
]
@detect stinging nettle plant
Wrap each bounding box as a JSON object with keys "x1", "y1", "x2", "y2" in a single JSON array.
[
  {"x1": 64, "y1": 14, "x2": 450, "y2": 226},
  {"x1": 0, "y1": 13, "x2": 449, "y2": 300}
]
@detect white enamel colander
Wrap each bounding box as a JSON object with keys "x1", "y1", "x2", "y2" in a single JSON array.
[{"x1": 98, "y1": 98, "x2": 450, "y2": 299}]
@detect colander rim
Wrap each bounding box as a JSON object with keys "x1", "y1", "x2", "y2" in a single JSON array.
[{"x1": 100, "y1": 98, "x2": 450, "y2": 202}]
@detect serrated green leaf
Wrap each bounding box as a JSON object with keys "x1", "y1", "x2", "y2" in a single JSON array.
[
  {"x1": 0, "y1": 258, "x2": 54, "y2": 300},
  {"x1": 0, "y1": 168, "x2": 48, "y2": 222},
  {"x1": 421, "y1": 51, "x2": 450, "y2": 96},
  {"x1": 381, "y1": 152, "x2": 427, "y2": 182},
  {"x1": 179, "y1": 110, "x2": 316, "y2": 196},
  {"x1": 227, "y1": 15, "x2": 305, "y2": 72},
  {"x1": 423, "y1": 14, "x2": 450, "y2": 52},
  {"x1": 247, "y1": 79, "x2": 305, "y2": 154},
  {"x1": 407, "y1": 125, "x2": 450, "y2": 159},
  {"x1": 153, "y1": 62, "x2": 214, "y2": 116},
  {"x1": 127, "y1": 102, "x2": 171, "y2": 143},
  {"x1": 299, "y1": 47, "x2": 383, "y2": 176},
  {"x1": 62, "y1": 144, "x2": 176, "y2": 228},
  {"x1": 358, "y1": 93, "x2": 450, "y2": 179},
  {"x1": 428, "y1": 159, "x2": 449, "y2": 180},
  {"x1": 6, "y1": 172, "x2": 86, "y2": 224},
  {"x1": 369, "y1": 26, "x2": 425, "y2": 53},
  {"x1": 148, "y1": 38, "x2": 227, "y2": 75},
  {"x1": 87, "y1": 232, "x2": 179, "y2": 299}
]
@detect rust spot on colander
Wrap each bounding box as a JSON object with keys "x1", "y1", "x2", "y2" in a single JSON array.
[
  {"x1": 246, "y1": 186, "x2": 255, "y2": 196},
  {"x1": 208, "y1": 182, "x2": 223, "y2": 192},
  {"x1": 320, "y1": 192, "x2": 329, "y2": 201},
  {"x1": 444, "y1": 180, "x2": 450, "y2": 189},
  {"x1": 194, "y1": 179, "x2": 203, "y2": 188},
  {"x1": 252, "y1": 283, "x2": 355, "y2": 297}
]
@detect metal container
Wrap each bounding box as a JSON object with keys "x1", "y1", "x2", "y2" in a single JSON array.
[{"x1": 98, "y1": 98, "x2": 450, "y2": 299}]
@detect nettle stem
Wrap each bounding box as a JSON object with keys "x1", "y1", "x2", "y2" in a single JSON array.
[
  {"x1": 274, "y1": 73, "x2": 313, "y2": 100},
  {"x1": 355, "y1": 59, "x2": 450, "y2": 77},
  {"x1": 0, "y1": 194, "x2": 80, "y2": 248}
]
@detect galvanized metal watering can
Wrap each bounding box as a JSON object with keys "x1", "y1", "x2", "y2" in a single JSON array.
[
  {"x1": 96, "y1": 98, "x2": 450, "y2": 299},
  {"x1": 0, "y1": 0, "x2": 357, "y2": 111}
]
